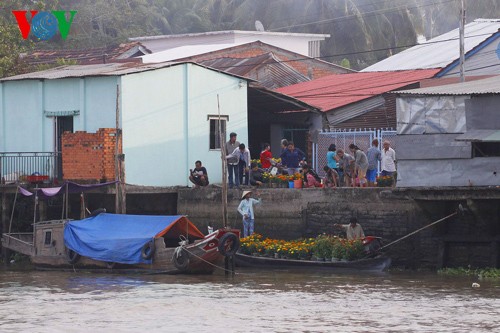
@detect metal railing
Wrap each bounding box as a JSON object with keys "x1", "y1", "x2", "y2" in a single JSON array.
[{"x1": 0, "y1": 152, "x2": 59, "y2": 184}]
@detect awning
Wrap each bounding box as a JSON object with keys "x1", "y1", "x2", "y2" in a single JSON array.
[
  {"x1": 455, "y1": 130, "x2": 500, "y2": 142},
  {"x1": 18, "y1": 181, "x2": 118, "y2": 199}
]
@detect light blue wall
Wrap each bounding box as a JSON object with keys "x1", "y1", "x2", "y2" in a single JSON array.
[
  {"x1": 1, "y1": 81, "x2": 44, "y2": 152},
  {"x1": 1, "y1": 77, "x2": 119, "y2": 153},
  {"x1": 121, "y1": 63, "x2": 248, "y2": 186},
  {"x1": 83, "y1": 77, "x2": 119, "y2": 132}
]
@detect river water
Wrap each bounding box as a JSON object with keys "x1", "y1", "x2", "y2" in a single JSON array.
[{"x1": 1, "y1": 268, "x2": 499, "y2": 333}]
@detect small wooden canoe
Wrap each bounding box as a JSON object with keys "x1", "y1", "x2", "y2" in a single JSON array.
[{"x1": 235, "y1": 253, "x2": 391, "y2": 272}]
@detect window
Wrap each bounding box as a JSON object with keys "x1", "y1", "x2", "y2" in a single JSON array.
[
  {"x1": 44, "y1": 230, "x2": 52, "y2": 246},
  {"x1": 473, "y1": 142, "x2": 500, "y2": 157},
  {"x1": 208, "y1": 115, "x2": 228, "y2": 150}
]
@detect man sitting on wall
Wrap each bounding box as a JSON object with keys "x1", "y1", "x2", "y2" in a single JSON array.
[{"x1": 189, "y1": 160, "x2": 209, "y2": 188}]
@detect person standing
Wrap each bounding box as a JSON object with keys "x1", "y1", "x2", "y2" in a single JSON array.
[
  {"x1": 381, "y1": 140, "x2": 397, "y2": 186},
  {"x1": 226, "y1": 143, "x2": 251, "y2": 186},
  {"x1": 334, "y1": 217, "x2": 365, "y2": 240},
  {"x1": 349, "y1": 143, "x2": 369, "y2": 187},
  {"x1": 237, "y1": 190, "x2": 262, "y2": 238},
  {"x1": 225, "y1": 132, "x2": 240, "y2": 188},
  {"x1": 366, "y1": 139, "x2": 382, "y2": 187},
  {"x1": 326, "y1": 144, "x2": 338, "y2": 171},
  {"x1": 280, "y1": 141, "x2": 305, "y2": 175},
  {"x1": 260, "y1": 143, "x2": 273, "y2": 170}
]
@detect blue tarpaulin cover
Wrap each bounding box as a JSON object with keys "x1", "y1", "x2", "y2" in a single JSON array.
[{"x1": 64, "y1": 213, "x2": 204, "y2": 264}]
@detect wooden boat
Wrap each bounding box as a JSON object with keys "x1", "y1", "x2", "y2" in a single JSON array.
[
  {"x1": 1, "y1": 182, "x2": 240, "y2": 274},
  {"x1": 2, "y1": 212, "x2": 240, "y2": 274},
  {"x1": 235, "y1": 253, "x2": 391, "y2": 272}
]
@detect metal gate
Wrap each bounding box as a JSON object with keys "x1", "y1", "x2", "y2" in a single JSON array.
[{"x1": 312, "y1": 128, "x2": 397, "y2": 176}]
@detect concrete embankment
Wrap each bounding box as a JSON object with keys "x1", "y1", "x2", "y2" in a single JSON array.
[
  {"x1": 1, "y1": 185, "x2": 499, "y2": 269},
  {"x1": 178, "y1": 186, "x2": 500, "y2": 269}
]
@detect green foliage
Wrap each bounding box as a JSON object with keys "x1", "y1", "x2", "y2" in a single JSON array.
[
  {"x1": 312, "y1": 234, "x2": 334, "y2": 259},
  {"x1": 438, "y1": 267, "x2": 500, "y2": 279},
  {"x1": 2, "y1": 0, "x2": 500, "y2": 76}
]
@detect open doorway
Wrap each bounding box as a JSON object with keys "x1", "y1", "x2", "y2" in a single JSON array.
[{"x1": 55, "y1": 116, "x2": 73, "y2": 180}]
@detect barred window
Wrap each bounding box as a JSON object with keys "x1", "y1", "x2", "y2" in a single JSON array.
[{"x1": 208, "y1": 116, "x2": 228, "y2": 150}]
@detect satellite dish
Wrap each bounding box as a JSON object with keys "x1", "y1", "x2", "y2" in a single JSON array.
[{"x1": 255, "y1": 20, "x2": 265, "y2": 32}]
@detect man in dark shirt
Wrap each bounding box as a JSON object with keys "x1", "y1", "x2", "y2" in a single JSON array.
[
  {"x1": 189, "y1": 160, "x2": 209, "y2": 188},
  {"x1": 280, "y1": 141, "x2": 305, "y2": 174}
]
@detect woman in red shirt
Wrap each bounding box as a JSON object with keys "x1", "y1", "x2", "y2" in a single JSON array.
[{"x1": 260, "y1": 143, "x2": 273, "y2": 169}]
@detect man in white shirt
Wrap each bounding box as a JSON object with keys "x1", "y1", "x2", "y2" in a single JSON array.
[
  {"x1": 226, "y1": 143, "x2": 251, "y2": 186},
  {"x1": 381, "y1": 140, "x2": 396, "y2": 177},
  {"x1": 335, "y1": 217, "x2": 365, "y2": 240}
]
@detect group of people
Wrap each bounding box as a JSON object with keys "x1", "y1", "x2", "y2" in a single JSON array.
[
  {"x1": 189, "y1": 132, "x2": 396, "y2": 191},
  {"x1": 323, "y1": 139, "x2": 397, "y2": 188}
]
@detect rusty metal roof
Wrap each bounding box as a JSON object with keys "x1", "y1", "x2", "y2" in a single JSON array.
[
  {"x1": 200, "y1": 53, "x2": 310, "y2": 89},
  {"x1": 276, "y1": 69, "x2": 440, "y2": 112},
  {"x1": 0, "y1": 61, "x2": 251, "y2": 82},
  {"x1": 21, "y1": 42, "x2": 151, "y2": 66}
]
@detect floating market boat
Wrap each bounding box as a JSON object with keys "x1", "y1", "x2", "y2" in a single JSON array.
[
  {"x1": 234, "y1": 253, "x2": 391, "y2": 272},
  {"x1": 235, "y1": 236, "x2": 391, "y2": 272},
  {"x1": 1, "y1": 182, "x2": 240, "y2": 274}
]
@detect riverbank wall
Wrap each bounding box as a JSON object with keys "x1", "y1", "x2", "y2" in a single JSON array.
[{"x1": 1, "y1": 185, "x2": 499, "y2": 269}]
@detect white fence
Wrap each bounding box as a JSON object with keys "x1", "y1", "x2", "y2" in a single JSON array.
[{"x1": 312, "y1": 128, "x2": 397, "y2": 176}]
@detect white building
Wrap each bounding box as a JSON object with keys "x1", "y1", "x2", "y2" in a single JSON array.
[
  {"x1": 0, "y1": 62, "x2": 249, "y2": 186},
  {"x1": 130, "y1": 30, "x2": 330, "y2": 60}
]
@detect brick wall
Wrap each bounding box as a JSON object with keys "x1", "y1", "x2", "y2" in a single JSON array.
[{"x1": 62, "y1": 128, "x2": 121, "y2": 181}]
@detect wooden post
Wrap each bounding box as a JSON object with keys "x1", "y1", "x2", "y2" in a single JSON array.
[
  {"x1": 1, "y1": 191, "x2": 11, "y2": 263},
  {"x1": 217, "y1": 95, "x2": 228, "y2": 228},
  {"x1": 114, "y1": 84, "x2": 126, "y2": 214}
]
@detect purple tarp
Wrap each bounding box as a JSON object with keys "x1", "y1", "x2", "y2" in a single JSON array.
[{"x1": 18, "y1": 181, "x2": 118, "y2": 199}]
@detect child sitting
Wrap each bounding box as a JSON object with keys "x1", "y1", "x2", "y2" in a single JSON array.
[{"x1": 302, "y1": 164, "x2": 321, "y2": 188}]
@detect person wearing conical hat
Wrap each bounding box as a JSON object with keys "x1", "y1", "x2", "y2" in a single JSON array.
[{"x1": 237, "y1": 190, "x2": 262, "y2": 238}]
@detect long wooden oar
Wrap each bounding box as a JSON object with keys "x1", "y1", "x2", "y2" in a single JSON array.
[{"x1": 380, "y1": 208, "x2": 461, "y2": 251}]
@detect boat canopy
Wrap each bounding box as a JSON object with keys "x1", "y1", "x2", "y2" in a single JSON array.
[{"x1": 64, "y1": 213, "x2": 205, "y2": 264}]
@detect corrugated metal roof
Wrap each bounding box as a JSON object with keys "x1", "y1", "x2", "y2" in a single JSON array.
[
  {"x1": 455, "y1": 129, "x2": 500, "y2": 142},
  {"x1": 141, "y1": 43, "x2": 249, "y2": 63},
  {"x1": 0, "y1": 62, "x2": 251, "y2": 82},
  {"x1": 396, "y1": 75, "x2": 500, "y2": 95},
  {"x1": 200, "y1": 53, "x2": 309, "y2": 89},
  {"x1": 21, "y1": 42, "x2": 151, "y2": 66},
  {"x1": 276, "y1": 69, "x2": 439, "y2": 112},
  {"x1": 362, "y1": 19, "x2": 500, "y2": 72}
]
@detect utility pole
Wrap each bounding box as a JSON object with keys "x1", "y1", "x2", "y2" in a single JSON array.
[{"x1": 459, "y1": 0, "x2": 466, "y2": 82}]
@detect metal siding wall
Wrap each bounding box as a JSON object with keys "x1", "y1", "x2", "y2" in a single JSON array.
[
  {"x1": 466, "y1": 96, "x2": 500, "y2": 130},
  {"x1": 396, "y1": 134, "x2": 472, "y2": 160},
  {"x1": 444, "y1": 40, "x2": 500, "y2": 76},
  {"x1": 398, "y1": 157, "x2": 500, "y2": 187}
]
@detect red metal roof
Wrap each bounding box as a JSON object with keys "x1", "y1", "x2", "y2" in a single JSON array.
[{"x1": 276, "y1": 69, "x2": 440, "y2": 112}]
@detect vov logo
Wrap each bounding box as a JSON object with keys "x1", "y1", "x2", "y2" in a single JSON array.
[{"x1": 12, "y1": 10, "x2": 77, "y2": 41}]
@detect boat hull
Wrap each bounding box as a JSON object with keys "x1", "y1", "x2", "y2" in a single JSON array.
[{"x1": 235, "y1": 253, "x2": 391, "y2": 272}]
